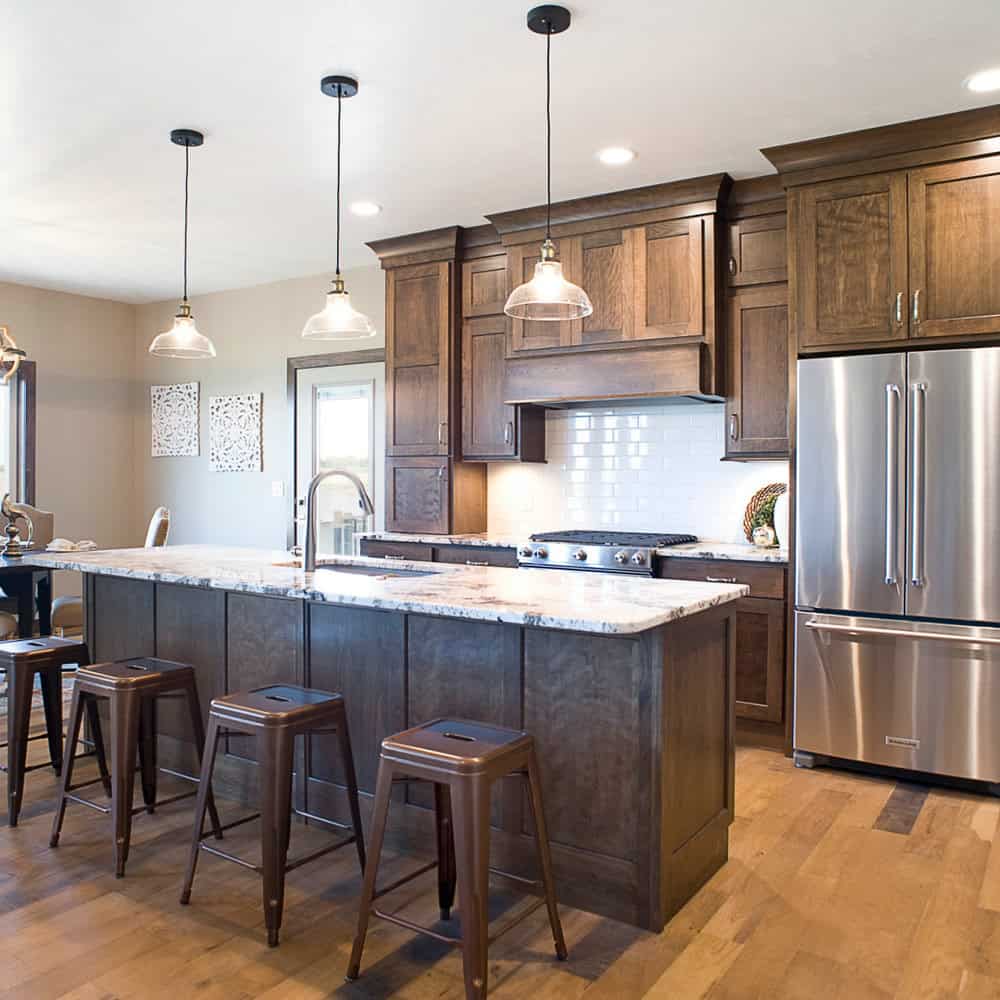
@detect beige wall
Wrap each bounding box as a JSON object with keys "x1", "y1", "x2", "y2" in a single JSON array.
[
  {"x1": 132, "y1": 266, "x2": 385, "y2": 550},
  {"x1": 0, "y1": 281, "x2": 139, "y2": 594}
]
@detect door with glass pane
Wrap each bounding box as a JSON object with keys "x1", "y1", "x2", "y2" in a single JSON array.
[{"x1": 295, "y1": 362, "x2": 385, "y2": 554}]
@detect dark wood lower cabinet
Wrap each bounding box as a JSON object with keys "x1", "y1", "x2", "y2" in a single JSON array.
[
  {"x1": 733, "y1": 596, "x2": 785, "y2": 724},
  {"x1": 81, "y1": 573, "x2": 736, "y2": 932},
  {"x1": 385, "y1": 457, "x2": 487, "y2": 535},
  {"x1": 359, "y1": 537, "x2": 517, "y2": 568}
]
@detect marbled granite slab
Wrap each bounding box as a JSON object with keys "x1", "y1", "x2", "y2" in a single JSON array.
[
  {"x1": 658, "y1": 541, "x2": 789, "y2": 564},
  {"x1": 359, "y1": 531, "x2": 523, "y2": 550},
  {"x1": 29, "y1": 545, "x2": 747, "y2": 636}
]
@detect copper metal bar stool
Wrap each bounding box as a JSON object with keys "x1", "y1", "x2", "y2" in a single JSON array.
[
  {"x1": 180, "y1": 684, "x2": 366, "y2": 947},
  {"x1": 49, "y1": 656, "x2": 221, "y2": 876},
  {"x1": 0, "y1": 636, "x2": 109, "y2": 827},
  {"x1": 347, "y1": 718, "x2": 567, "y2": 999}
]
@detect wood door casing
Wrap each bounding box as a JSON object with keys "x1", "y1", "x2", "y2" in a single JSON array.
[
  {"x1": 727, "y1": 284, "x2": 789, "y2": 457},
  {"x1": 909, "y1": 156, "x2": 1000, "y2": 339},
  {"x1": 794, "y1": 172, "x2": 908, "y2": 348},
  {"x1": 733, "y1": 597, "x2": 785, "y2": 724},
  {"x1": 462, "y1": 315, "x2": 516, "y2": 459},
  {"x1": 629, "y1": 218, "x2": 706, "y2": 341},
  {"x1": 507, "y1": 238, "x2": 583, "y2": 353},
  {"x1": 385, "y1": 456, "x2": 449, "y2": 533},
  {"x1": 728, "y1": 213, "x2": 787, "y2": 286},
  {"x1": 386, "y1": 261, "x2": 451, "y2": 455}
]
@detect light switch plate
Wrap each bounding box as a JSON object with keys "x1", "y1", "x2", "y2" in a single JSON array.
[{"x1": 271, "y1": 480, "x2": 285, "y2": 497}]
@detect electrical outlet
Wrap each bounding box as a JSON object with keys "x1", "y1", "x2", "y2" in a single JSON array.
[{"x1": 271, "y1": 481, "x2": 285, "y2": 498}]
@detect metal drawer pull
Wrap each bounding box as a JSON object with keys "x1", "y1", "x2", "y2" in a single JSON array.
[
  {"x1": 503, "y1": 421, "x2": 513, "y2": 446},
  {"x1": 465, "y1": 560, "x2": 489, "y2": 567},
  {"x1": 383, "y1": 554, "x2": 406, "y2": 561},
  {"x1": 706, "y1": 575, "x2": 738, "y2": 584},
  {"x1": 728, "y1": 256, "x2": 737, "y2": 276},
  {"x1": 804, "y1": 620, "x2": 1000, "y2": 646},
  {"x1": 438, "y1": 421, "x2": 447, "y2": 445}
]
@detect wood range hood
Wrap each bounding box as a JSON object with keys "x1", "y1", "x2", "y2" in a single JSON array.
[{"x1": 484, "y1": 173, "x2": 732, "y2": 409}]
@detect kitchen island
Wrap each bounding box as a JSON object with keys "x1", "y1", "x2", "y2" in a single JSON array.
[{"x1": 32, "y1": 545, "x2": 746, "y2": 931}]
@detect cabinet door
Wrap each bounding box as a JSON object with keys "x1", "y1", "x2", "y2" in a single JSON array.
[
  {"x1": 576, "y1": 229, "x2": 634, "y2": 346},
  {"x1": 385, "y1": 457, "x2": 449, "y2": 533},
  {"x1": 734, "y1": 596, "x2": 785, "y2": 724},
  {"x1": 728, "y1": 213, "x2": 787, "y2": 286},
  {"x1": 795, "y1": 173, "x2": 908, "y2": 348},
  {"x1": 462, "y1": 315, "x2": 516, "y2": 458},
  {"x1": 628, "y1": 217, "x2": 706, "y2": 341},
  {"x1": 462, "y1": 255, "x2": 508, "y2": 318},
  {"x1": 507, "y1": 238, "x2": 583, "y2": 353},
  {"x1": 726, "y1": 285, "x2": 789, "y2": 457},
  {"x1": 386, "y1": 262, "x2": 451, "y2": 455},
  {"x1": 909, "y1": 157, "x2": 1000, "y2": 339}
]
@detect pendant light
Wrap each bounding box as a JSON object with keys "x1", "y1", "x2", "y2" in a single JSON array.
[
  {"x1": 301, "y1": 75, "x2": 376, "y2": 340},
  {"x1": 149, "y1": 129, "x2": 217, "y2": 359},
  {"x1": 504, "y1": 5, "x2": 593, "y2": 322}
]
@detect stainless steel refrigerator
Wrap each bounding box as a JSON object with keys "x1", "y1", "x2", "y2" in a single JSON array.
[{"x1": 795, "y1": 346, "x2": 1000, "y2": 784}]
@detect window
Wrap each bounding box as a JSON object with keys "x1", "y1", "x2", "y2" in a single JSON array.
[{"x1": 0, "y1": 362, "x2": 36, "y2": 503}]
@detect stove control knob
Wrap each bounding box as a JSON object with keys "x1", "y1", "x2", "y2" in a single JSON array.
[
  {"x1": 630, "y1": 551, "x2": 647, "y2": 566},
  {"x1": 518, "y1": 545, "x2": 534, "y2": 558},
  {"x1": 533, "y1": 547, "x2": 548, "y2": 559},
  {"x1": 572, "y1": 548, "x2": 587, "y2": 561},
  {"x1": 614, "y1": 550, "x2": 629, "y2": 564}
]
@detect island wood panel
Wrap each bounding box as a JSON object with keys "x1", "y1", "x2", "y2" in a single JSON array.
[
  {"x1": 793, "y1": 172, "x2": 908, "y2": 348},
  {"x1": 908, "y1": 156, "x2": 1000, "y2": 339},
  {"x1": 405, "y1": 615, "x2": 522, "y2": 829},
  {"x1": 306, "y1": 603, "x2": 405, "y2": 795},
  {"x1": 88, "y1": 575, "x2": 155, "y2": 664}
]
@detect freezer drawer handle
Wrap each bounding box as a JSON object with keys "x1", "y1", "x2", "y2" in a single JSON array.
[
  {"x1": 804, "y1": 619, "x2": 1000, "y2": 647},
  {"x1": 910, "y1": 382, "x2": 927, "y2": 587},
  {"x1": 884, "y1": 383, "x2": 901, "y2": 585}
]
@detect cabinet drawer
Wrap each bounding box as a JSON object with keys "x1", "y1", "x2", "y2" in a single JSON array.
[
  {"x1": 359, "y1": 540, "x2": 434, "y2": 563},
  {"x1": 657, "y1": 557, "x2": 786, "y2": 599},
  {"x1": 433, "y1": 545, "x2": 518, "y2": 568}
]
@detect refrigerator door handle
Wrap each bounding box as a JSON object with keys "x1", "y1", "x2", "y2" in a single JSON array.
[
  {"x1": 884, "y1": 383, "x2": 901, "y2": 585},
  {"x1": 803, "y1": 618, "x2": 1000, "y2": 647},
  {"x1": 910, "y1": 382, "x2": 927, "y2": 587}
]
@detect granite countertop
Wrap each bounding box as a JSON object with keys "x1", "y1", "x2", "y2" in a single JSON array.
[
  {"x1": 362, "y1": 532, "x2": 788, "y2": 564},
  {"x1": 29, "y1": 545, "x2": 748, "y2": 636}
]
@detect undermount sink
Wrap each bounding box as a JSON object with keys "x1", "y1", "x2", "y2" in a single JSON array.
[{"x1": 272, "y1": 556, "x2": 436, "y2": 578}]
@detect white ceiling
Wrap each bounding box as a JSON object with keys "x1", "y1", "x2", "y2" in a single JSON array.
[{"x1": 4, "y1": 0, "x2": 1000, "y2": 304}]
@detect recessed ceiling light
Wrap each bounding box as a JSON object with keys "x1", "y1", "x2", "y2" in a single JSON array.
[
  {"x1": 597, "y1": 147, "x2": 636, "y2": 166},
  {"x1": 966, "y1": 68, "x2": 1000, "y2": 93},
  {"x1": 350, "y1": 200, "x2": 382, "y2": 217}
]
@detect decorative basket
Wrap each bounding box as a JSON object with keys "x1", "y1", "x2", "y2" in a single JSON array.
[{"x1": 743, "y1": 483, "x2": 788, "y2": 543}]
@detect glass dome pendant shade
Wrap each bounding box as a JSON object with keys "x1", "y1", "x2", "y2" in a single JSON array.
[
  {"x1": 302, "y1": 275, "x2": 377, "y2": 340},
  {"x1": 149, "y1": 128, "x2": 217, "y2": 360},
  {"x1": 504, "y1": 238, "x2": 593, "y2": 322},
  {"x1": 302, "y1": 74, "x2": 376, "y2": 341}
]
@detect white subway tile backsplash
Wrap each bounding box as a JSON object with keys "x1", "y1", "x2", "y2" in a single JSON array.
[{"x1": 487, "y1": 403, "x2": 789, "y2": 543}]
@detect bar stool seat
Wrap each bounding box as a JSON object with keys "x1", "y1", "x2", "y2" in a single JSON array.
[
  {"x1": 180, "y1": 684, "x2": 366, "y2": 947},
  {"x1": 347, "y1": 718, "x2": 567, "y2": 999},
  {"x1": 0, "y1": 636, "x2": 105, "y2": 826},
  {"x1": 49, "y1": 656, "x2": 220, "y2": 876}
]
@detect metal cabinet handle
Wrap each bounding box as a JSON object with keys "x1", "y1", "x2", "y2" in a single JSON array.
[
  {"x1": 884, "y1": 383, "x2": 900, "y2": 585},
  {"x1": 503, "y1": 421, "x2": 513, "y2": 446},
  {"x1": 894, "y1": 291, "x2": 903, "y2": 325},
  {"x1": 912, "y1": 289, "x2": 921, "y2": 324},
  {"x1": 706, "y1": 575, "x2": 738, "y2": 584},
  {"x1": 465, "y1": 560, "x2": 489, "y2": 567},
  {"x1": 728, "y1": 256, "x2": 737, "y2": 276},
  {"x1": 437, "y1": 465, "x2": 445, "y2": 481},
  {"x1": 383, "y1": 554, "x2": 405, "y2": 561},
  {"x1": 910, "y1": 382, "x2": 927, "y2": 587},
  {"x1": 729, "y1": 414, "x2": 739, "y2": 441},
  {"x1": 438, "y1": 421, "x2": 447, "y2": 445},
  {"x1": 804, "y1": 619, "x2": 1000, "y2": 647}
]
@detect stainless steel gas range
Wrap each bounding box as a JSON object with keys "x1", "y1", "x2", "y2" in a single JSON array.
[{"x1": 516, "y1": 530, "x2": 698, "y2": 577}]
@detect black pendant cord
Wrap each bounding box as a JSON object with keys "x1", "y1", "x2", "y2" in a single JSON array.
[
  {"x1": 545, "y1": 28, "x2": 552, "y2": 241},
  {"x1": 183, "y1": 142, "x2": 190, "y2": 302},
  {"x1": 336, "y1": 90, "x2": 343, "y2": 278}
]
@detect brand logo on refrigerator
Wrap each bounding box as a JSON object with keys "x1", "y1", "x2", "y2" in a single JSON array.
[{"x1": 885, "y1": 735, "x2": 920, "y2": 750}]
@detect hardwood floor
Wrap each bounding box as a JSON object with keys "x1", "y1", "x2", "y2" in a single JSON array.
[{"x1": 3, "y1": 736, "x2": 1000, "y2": 998}]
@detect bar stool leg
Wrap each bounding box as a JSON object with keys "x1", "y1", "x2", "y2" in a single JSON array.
[
  {"x1": 50, "y1": 683, "x2": 85, "y2": 847},
  {"x1": 183, "y1": 680, "x2": 222, "y2": 839},
  {"x1": 434, "y1": 783, "x2": 457, "y2": 921},
  {"x1": 6, "y1": 664, "x2": 33, "y2": 827},
  {"x1": 451, "y1": 774, "x2": 492, "y2": 999},
  {"x1": 180, "y1": 715, "x2": 220, "y2": 905},
  {"x1": 110, "y1": 690, "x2": 142, "y2": 878},
  {"x1": 346, "y1": 760, "x2": 394, "y2": 981},
  {"x1": 334, "y1": 713, "x2": 366, "y2": 874},
  {"x1": 138, "y1": 697, "x2": 158, "y2": 814},
  {"x1": 524, "y1": 751, "x2": 568, "y2": 961},
  {"x1": 84, "y1": 697, "x2": 112, "y2": 797},
  {"x1": 260, "y1": 728, "x2": 294, "y2": 947},
  {"x1": 39, "y1": 665, "x2": 64, "y2": 775}
]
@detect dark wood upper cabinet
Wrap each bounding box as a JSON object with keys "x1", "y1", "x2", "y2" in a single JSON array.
[
  {"x1": 578, "y1": 230, "x2": 633, "y2": 345},
  {"x1": 908, "y1": 155, "x2": 1000, "y2": 340},
  {"x1": 462, "y1": 254, "x2": 509, "y2": 318},
  {"x1": 507, "y1": 238, "x2": 582, "y2": 353},
  {"x1": 728, "y1": 213, "x2": 787, "y2": 286},
  {"x1": 385, "y1": 457, "x2": 487, "y2": 535},
  {"x1": 726, "y1": 284, "x2": 789, "y2": 458},
  {"x1": 462, "y1": 315, "x2": 516, "y2": 459},
  {"x1": 793, "y1": 172, "x2": 908, "y2": 350},
  {"x1": 385, "y1": 260, "x2": 451, "y2": 456}
]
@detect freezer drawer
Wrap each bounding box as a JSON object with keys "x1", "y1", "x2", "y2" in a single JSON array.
[{"x1": 795, "y1": 611, "x2": 1000, "y2": 783}]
